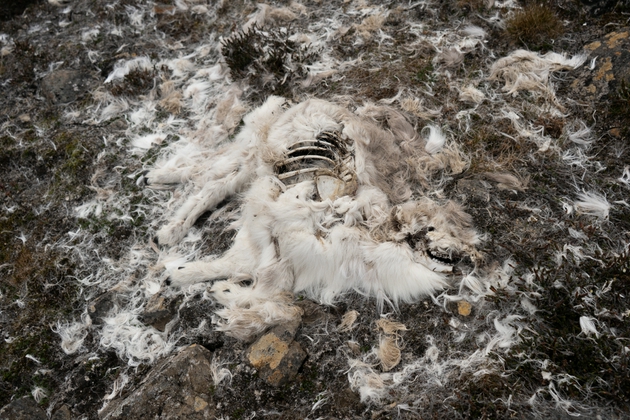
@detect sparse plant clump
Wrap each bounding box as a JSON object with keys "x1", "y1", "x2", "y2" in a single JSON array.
[
  {"x1": 505, "y1": 4, "x2": 564, "y2": 50},
  {"x1": 107, "y1": 69, "x2": 156, "y2": 97},
  {"x1": 221, "y1": 25, "x2": 319, "y2": 102}
]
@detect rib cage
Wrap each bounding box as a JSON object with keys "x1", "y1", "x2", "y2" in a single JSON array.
[{"x1": 274, "y1": 131, "x2": 358, "y2": 200}]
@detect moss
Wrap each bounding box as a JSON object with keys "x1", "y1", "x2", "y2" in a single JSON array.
[
  {"x1": 414, "y1": 61, "x2": 435, "y2": 84},
  {"x1": 502, "y1": 249, "x2": 630, "y2": 411},
  {"x1": 231, "y1": 407, "x2": 246, "y2": 419},
  {"x1": 449, "y1": 371, "x2": 514, "y2": 419},
  {"x1": 156, "y1": 10, "x2": 212, "y2": 43},
  {"x1": 462, "y1": 119, "x2": 538, "y2": 174},
  {"x1": 505, "y1": 4, "x2": 564, "y2": 51},
  {"x1": 0, "y1": 0, "x2": 41, "y2": 21},
  {"x1": 0, "y1": 325, "x2": 67, "y2": 405},
  {"x1": 535, "y1": 115, "x2": 565, "y2": 139}
]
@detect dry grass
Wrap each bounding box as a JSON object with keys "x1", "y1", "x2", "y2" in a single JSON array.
[{"x1": 505, "y1": 4, "x2": 564, "y2": 50}]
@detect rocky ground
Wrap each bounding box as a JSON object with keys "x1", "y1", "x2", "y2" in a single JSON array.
[{"x1": 0, "y1": 0, "x2": 629, "y2": 419}]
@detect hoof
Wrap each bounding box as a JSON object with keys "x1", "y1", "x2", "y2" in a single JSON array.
[{"x1": 139, "y1": 170, "x2": 150, "y2": 186}]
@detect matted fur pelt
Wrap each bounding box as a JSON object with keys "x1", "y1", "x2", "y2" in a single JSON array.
[{"x1": 148, "y1": 97, "x2": 480, "y2": 340}]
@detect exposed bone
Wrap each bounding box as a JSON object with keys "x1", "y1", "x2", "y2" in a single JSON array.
[{"x1": 275, "y1": 130, "x2": 358, "y2": 199}]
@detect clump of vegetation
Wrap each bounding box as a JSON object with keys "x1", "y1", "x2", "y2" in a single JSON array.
[
  {"x1": 108, "y1": 69, "x2": 156, "y2": 97},
  {"x1": 505, "y1": 4, "x2": 564, "y2": 50},
  {"x1": 156, "y1": 11, "x2": 209, "y2": 44},
  {"x1": 221, "y1": 25, "x2": 319, "y2": 102}
]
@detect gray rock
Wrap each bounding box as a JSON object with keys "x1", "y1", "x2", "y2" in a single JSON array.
[
  {"x1": 0, "y1": 397, "x2": 47, "y2": 420},
  {"x1": 246, "y1": 319, "x2": 307, "y2": 387},
  {"x1": 40, "y1": 70, "x2": 94, "y2": 104},
  {"x1": 88, "y1": 292, "x2": 122, "y2": 325},
  {"x1": 296, "y1": 299, "x2": 327, "y2": 325},
  {"x1": 51, "y1": 405, "x2": 72, "y2": 420},
  {"x1": 140, "y1": 293, "x2": 180, "y2": 332},
  {"x1": 99, "y1": 345, "x2": 217, "y2": 420},
  {"x1": 572, "y1": 28, "x2": 630, "y2": 102}
]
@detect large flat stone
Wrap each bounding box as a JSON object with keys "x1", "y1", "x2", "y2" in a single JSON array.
[
  {"x1": 40, "y1": 70, "x2": 94, "y2": 104},
  {"x1": 572, "y1": 28, "x2": 630, "y2": 101},
  {"x1": 0, "y1": 397, "x2": 47, "y2": 420},
  {"x1": 99, "y1": 345, "x2": 217, "y2": 420},
  {"x1": 246, "y1": 319, "x2": 306, "y2": 387}
]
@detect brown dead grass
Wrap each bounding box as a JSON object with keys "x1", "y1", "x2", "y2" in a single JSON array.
[{"x1": 505, "y1": 4, "x2": 564, "y2": 50}]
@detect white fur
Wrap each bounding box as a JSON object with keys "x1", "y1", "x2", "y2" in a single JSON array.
[
  {"x1": 150, "y1": 97, "x2": 479, "y2": 339},
  {"x1": 423, "y1": 125, "x2": 447, "y2": 154},
  {"x1": 489, "y1": 50, "x2": 586, "y2": 105},
  {"x1": 619, "y1": 166, "x2": 630, "y2": 186},
  {"x1": 579, "y1": 316, "x2": 600, "y2": 338},
  {"x1": 574, "y1": 191, "x2": 610, "y2": 220}
]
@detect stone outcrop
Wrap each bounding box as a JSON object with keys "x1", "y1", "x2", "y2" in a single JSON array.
[
  {"x1": 246, "y1": 319, "x2": 307, "y2": 387},
  {"x1": 98, "y1": 345, "x2": 217, "y2": 420},
  {"x1": 572, "y1": 28, "x2": 630, "y2": 101},
  {"x1": 0, "y1": 397, "x2": 47, "y2": 420}
]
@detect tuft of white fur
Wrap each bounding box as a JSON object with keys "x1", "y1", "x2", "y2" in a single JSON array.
[
  {"x1": 375, "y1": 318, "x2": 407, "y2": 336},
  {"x1": 566, "y1": 121, "x2": 595, "y2": 146},
  {"x1": 25, "y1": 355, "x2": 42, "y2": 365},
  {"x1": 210, "y1": 356, "x2": 233, "y2": 386},
  {"x1": 104, "y1": 57, "x2": 153, "y2": 84},
  {"x1": 99, "y1": 312, "x2": 176, "y2": 366},
  {"x1": 338, "y1": 310, "x2": 360, "y2": 332},
  {"x1": 461, "y1": 25, "x2": 486, "y2": 39},
  {"x1": 459, "y1": 85, "x2": 485, "y2": 104},
  {"x1": 102, "y1": 373, "x2": 130, "y2": 402},
  {"x1": 52, "y1": 312, "x2": 92, "y2": 355},
  {"x1": 125, "y1": 6, "x2": 145, "y2": 28},
  {"x1": 422, "y1": 125, "x2": 446, "y2": 154},
  {"x1": 375, "y1": 319, "x2": 407, "y2": 371},
  {"x1": 619, "y1": 166, "x2": 630, "y2": 186},
  {"x1": 574, "y1": 191, "x2": 610, "y2": 220},
  {"x1": 579, "y1": 316, "x2": 600, "y2": 338},
  {"x1": 376, "y1": 334, "x2": 401, "y2": 372},
  {"x1": 347, "y1": 359, "x2": 389, "y2": 403},
  {"x1": 486, "y1": 315, "x2": 523, "y2": 354},
  {"x1": 31, "y1": 386, "x2": 48, "y2": 403},
  {"x1": 489, "y1": 50, "x2": 586, "y2": 105},
  {"x1": 484, "y1": 172, "x2": 528, "y2": 192},
  {"x1": 131, "y1": 133, "x2": 166, "y2": 151},
  {"x1": 243, "y1": 3, "x2": 297, "y2": 30}
]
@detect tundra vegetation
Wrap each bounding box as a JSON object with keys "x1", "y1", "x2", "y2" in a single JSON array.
[{"x1": 0, "y1": 0, "x2": 629, "y2": 419}]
